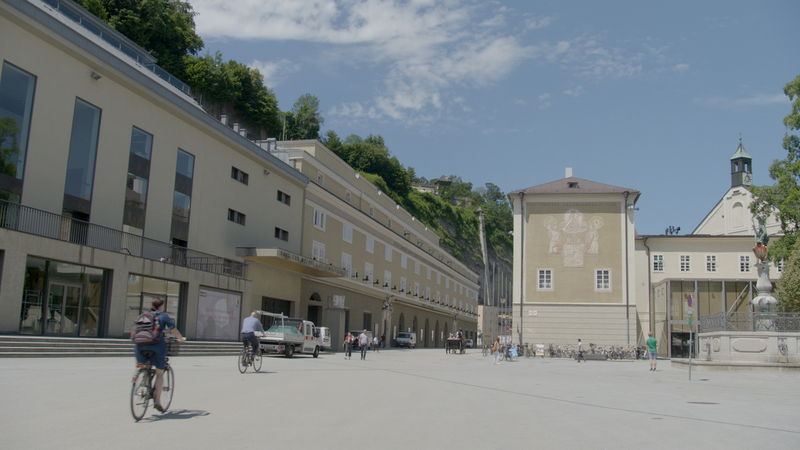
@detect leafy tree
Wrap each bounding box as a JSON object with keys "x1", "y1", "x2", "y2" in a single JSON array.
[
  {"x1": 750, "y1": 74, "x2": 800, "y2": 267},
  {"x1": 777, "y1": 243, "x2": 800, "y2": 312},
  {"x1": 284, "y1": 94, "x2": 324, "y2": 140}
]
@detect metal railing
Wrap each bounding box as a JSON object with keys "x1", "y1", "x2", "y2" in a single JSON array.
[
  {"x1": 0, "y1": 200, "x2": 246, "y2": 278},
  {"x1": 700, "y1": 312, "x2": 800, "y2": 332}
]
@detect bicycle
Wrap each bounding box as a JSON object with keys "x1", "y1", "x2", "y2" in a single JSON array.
[
  {"x1": 482, "y1": 343, "x2": 490, "y2": 357},
  {"x1": 238, "y1": 341, "x2": 263, "y2": 373},
  {"x1": 131, "y1": 338, "x2": 177, "y2": 421}
]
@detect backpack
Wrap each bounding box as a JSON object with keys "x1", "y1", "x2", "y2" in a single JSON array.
[{"x1": 130, "y1": 311, "x2": 163, "y2": 345}]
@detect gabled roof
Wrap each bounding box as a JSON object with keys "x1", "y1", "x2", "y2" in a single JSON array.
[{"x1": 510, "y1": 177, "x2": 640, "y2": 196}]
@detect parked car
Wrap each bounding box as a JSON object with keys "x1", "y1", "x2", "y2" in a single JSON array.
[
  {"x1": 315, "y1": 326, "x2": 331, "y2": 351},
  {"x1": 395, "y1": 332, "x2": 416, "y2": 348}
]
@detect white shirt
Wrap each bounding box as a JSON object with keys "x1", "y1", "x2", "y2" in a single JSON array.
[{"x1": 359, "y1": 333, "x2": 369, "y2": 346}]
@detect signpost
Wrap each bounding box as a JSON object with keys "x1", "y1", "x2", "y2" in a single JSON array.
[{"x1": 687, "y1": 294, "x2": 693, "y2": 380}]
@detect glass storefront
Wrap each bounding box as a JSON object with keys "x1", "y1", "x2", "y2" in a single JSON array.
[
  {"x1": 19, "y1": 256, "x2": 107, "y2": 337},
  {"x1": 125, "y1": 274, "x2": 183, "y2": 336}
]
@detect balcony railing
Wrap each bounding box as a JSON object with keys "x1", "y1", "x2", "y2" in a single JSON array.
[
  {"x1": 0, "y1": 199, "x2": 246, "y2": 278},
  {"x1": 700, "y1": 312, "x2": 800, "y2": 332}
]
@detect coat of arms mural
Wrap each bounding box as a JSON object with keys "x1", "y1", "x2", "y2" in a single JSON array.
[{"x1": 544, "y1": 209, "x2": 603, "y2": 268}]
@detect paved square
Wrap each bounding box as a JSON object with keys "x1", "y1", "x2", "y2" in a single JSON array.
[{"x1": 1, "y1": 349, "x2": 797, "y2": 449}]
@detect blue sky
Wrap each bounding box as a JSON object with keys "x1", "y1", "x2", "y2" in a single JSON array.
[{"x1": 190, "y1": 0, "x2": 799, "y2": 236}]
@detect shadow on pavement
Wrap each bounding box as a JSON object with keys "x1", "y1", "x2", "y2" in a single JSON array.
[{"x1": 145, "y1": 409, "x2": 210, "y2": 421}]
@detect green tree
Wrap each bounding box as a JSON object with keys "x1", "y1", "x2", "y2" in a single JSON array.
[
  {"x1": 777, "y1": 243, "x2": 800, "y2": 312},
  {"x1": 286, "y1": 94, "x2": 324, "y2": 140},
  {"x1": 750, "y1": 74, "x2": 800, "y2": 268}
]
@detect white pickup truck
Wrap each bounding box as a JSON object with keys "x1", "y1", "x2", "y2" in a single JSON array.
[{"x1": 255, "y1": 311, "x2": 321, "y2": 358}]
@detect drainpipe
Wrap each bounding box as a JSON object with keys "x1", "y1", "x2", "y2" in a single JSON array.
[
  {"x1": 624, "y1": 191, "x2": 630, "y2": 346},
  {"x1": 518, "y1": 192, "x2": 525, "y2": 346},
  {"x1": 642, "y1": 236, "x2": 653, "y2": 336}
]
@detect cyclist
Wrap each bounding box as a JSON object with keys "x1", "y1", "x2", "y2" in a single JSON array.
[
  {"x1": 133, "y1": 298, "x2": 186, "y2": 412},
  {"x1": 241, "y1": 311, "x2": 264, "y2": 360}
]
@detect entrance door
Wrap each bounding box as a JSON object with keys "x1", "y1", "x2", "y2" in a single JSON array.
[{"x1": 45, "y1": 283, "x2": 82, "y2": 336}]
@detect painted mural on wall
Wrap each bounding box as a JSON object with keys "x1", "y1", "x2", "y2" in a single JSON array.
[{"x1": 544, "y1": 209, "x2": 604, "y2": 268}]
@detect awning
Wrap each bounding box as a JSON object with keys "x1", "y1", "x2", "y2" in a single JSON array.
[{"x1": 236, "y1": 248, "x2": 347, "y2": 278}]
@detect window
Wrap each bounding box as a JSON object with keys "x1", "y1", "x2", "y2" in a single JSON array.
[
  {"x1": 415, "y1": 261, "x2": 420, "y2": 274},
  {"x1": 342, "y1": 225, "x2": 353, "y2": 243},
  {"x1": 680, "y1": 255, "x2": 691, "y2": 272},
  {"x1": 706, "y1": 255, "x2": 717, "y2": 272},
  {"x1": 445, "y1": 295, "x2": 449, "y2": 306},
  {"x1": 401, "y1": 254, "x2": 407, "y2": 269},
  {"x1": 123, "y1": 126, "x2": 152, "y2": 233},
  {"x1": 437, "y1": 273, "x2": 441, "y2": 284},
  {"x1": 313, "y1": 208, "x2": 326, "y2": 230},
  {"x1": 445, "y1": 278, "x2": 449, "y2": 289},
  {"x1": 595, "y1": 269, "x2": 611, "y2": 291},
  {"x1": 277, "y1": 190, "x2": 291, "y2": 205},
  {"x1": 740, "y1": 255, "x2": 751, "y2": 272},
  {"x1": 312, "y1": 241, "x2": 326, "y2": 262},
  {"x1": 274, "y1": 227, "x2": 288, "y2": 241},
  {"x1": 385, "y1": 246, "x2": 392, "y2": 262},
  {"x1": 317, "y1": 172, "x2": 324, "y2": 186},
  {"x1": 0, "y1": 62, "x2": 37, "y2": 203},
  {"x1": 366, "y1": 236, "x2": 374, "y2": 253},
  {"x1": 652, "y1": 254, "x2": 664, "y2": 272},
  {"x1": 231, "y1": 167, "x2": 248, "y2": 184},
  {"x1": 414, "y1": 283, "x2": 420, "y2": 298},
  {"x1": 538, "y1": 269, "x2": 552, "y2": 290},
  {"x1": 171, "y1": 148, "x2": 195, "y2": 242},
  {"x1": 364, "y1": 262, "x2": 373, "y2": 285},
  {"x1": 400, "y1": 277, "x2": 407, "y2": 293},
  {"x1": 384, "y1": 271, "x2": 392, "y2": 290},
  {"x1": 426, "y1": 287, "x2": 431, "y2": 301},
  {"x1": 341, "y1": 253, "x2": 352, "y2": 277},
  {"x1": 436, "y1": 291, "x2": 441, "y2": 304},
  {"x1": 345, "y1": 190, "x2": 351, "y2": 203},
  {"x1": 427, "y1": 267, "x2": 431, "y2": 280},
  {"x1": 227, "y1": 208, "x2": 246, "y2": 225},
  {"x1": 388, "y1": 218, "x2": 393, "y2": 229},
  {"x1": 63, "y1": 98, "x2": 102, "y2": 218},
  {"x1": 369, "y1": 206, "x2": 374, "y2": 217}
]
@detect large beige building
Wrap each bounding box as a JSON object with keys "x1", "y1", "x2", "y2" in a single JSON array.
[
  {"x1": 0, "y1": 0, "x2": 477, "y2": 345},
  {"x1": 511, "y1": 144, "x2": 783, "y2": 357}
]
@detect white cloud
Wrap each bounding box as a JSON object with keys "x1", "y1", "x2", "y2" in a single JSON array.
[
  {"x1": 328, "y1": 102, "x2": 381, "y2": 119},
  {"x1": 538, "y1": 93, "x2": 552, "y2": 109},
  {"x1": 694, "y1": 93, "x2": 789, "y2": 110},
  {"x1": 247, "y1": 59, "x2": 300, "y2": 88},
  {"x1": 524, "y1": 15, "x2": 553, "y2": 30},
  {"x1": 564, "y1": 85, "x2": 584, "y2": 97},
  {"x1": 673, "y1": 63, "x2": 689, "y2": 73}
]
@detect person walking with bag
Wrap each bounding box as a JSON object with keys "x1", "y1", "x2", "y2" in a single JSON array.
[
  {"x1": 342, "y1": 333, "x2": 353, "y2": 360},
  {"x1": 492, "y1": 337, "x2": 501, "y2": 365}
]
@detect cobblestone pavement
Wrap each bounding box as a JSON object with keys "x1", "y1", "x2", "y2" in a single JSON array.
[{"x1": 1, "y1": 349, "x2": 798, "y2": 449}]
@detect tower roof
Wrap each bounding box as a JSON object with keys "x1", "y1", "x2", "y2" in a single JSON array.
[{"x1": 730, "y1": 140, "x2": 752, "y2": 160}]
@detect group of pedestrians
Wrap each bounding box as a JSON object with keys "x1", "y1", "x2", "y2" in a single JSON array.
[{"x1": 341, "y1": 330, "x2": 371, "y2": 360}]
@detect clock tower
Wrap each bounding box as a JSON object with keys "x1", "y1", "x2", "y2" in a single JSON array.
[{"x1": 730, "y1": 137, "x2": 753, "y2": 188}]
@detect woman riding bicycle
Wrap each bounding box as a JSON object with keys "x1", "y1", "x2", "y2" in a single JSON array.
[{"x1": 133, "y1": 298, "x2": 186, "y2": 412}]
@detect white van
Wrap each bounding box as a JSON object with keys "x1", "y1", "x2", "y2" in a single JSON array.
[
  {"x1": 315, "y1": 326, "x2": 332, "y2": 351},
  {"x1": 396, "y1": 332, "x2": 417, "y2": 348}
]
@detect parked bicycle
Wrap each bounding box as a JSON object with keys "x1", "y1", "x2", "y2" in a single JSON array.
[
  {"x1": 238, "y1": 341, "x2": 263, "y2": 373},
  {"x1": 131, "y1": 338, "x2": 177, "y2": 421}
]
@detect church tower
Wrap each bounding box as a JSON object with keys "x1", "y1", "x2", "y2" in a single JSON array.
[{"x1": 730, "y1": 137, "x2": 753, "y2": 188}]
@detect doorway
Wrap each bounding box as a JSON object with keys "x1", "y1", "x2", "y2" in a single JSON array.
[{"x1": 45, "y1": 282, "x2": 82, "y2": 335}]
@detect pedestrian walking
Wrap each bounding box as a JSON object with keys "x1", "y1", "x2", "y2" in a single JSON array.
[
  {"x1": 359, "y1": 329, "x2": 369, "y2": 360},
  {"x1": 646, "y1": 332, "x2": 658, "y2": 371},
  {"x1": 577, "y1": 338, "x2": 585, "y2": 362},
  {"x1": 342, "y1": 333, "x2": 353, "y2": 360},
  {"x1": 373, "y1": 335, "x2": 379, "y2": 352},
  {"x1": 492, "y1": 337, "x2": 501, "y2": 365}
]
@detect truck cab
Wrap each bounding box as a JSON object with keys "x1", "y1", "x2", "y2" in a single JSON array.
[{"x1": 257, "y1": 312, "x2": 321, "y2": 358}]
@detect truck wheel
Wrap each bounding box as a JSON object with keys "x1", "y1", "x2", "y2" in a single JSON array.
[
  {"x1": 313, "y1": 346, "x2": 319, "y2": 358},
  {"x1": 285, "y1": 345, "x2": 294, "y2": 358}
]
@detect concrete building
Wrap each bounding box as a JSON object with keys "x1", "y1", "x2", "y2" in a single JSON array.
[
  {"x1": 510, "y1": 143, "x2": 783, "y2": 358},
  {"x1": 0, "y1": 0, "x2": 477, "y2": 345}
]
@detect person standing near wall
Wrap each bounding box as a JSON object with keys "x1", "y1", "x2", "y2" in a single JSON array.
[{"x1": 646, "y1": 332, "x2": 658, "y2": 371}]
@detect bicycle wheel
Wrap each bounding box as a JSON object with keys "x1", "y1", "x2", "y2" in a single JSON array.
[
  {"x1": 482, "y1": 346, "x2": 488, "y2": 357},
  {"x1": 131, "y1": 369, "x2": 150, "y2": 421},
  {"x1": 498, "y1": 351, "x2": 505, "y2": 362},
  {"x1": 238, "y1": 348, "x2": 248, "y2": 373},
  {"x1": 253, "y1": 351, "x2": 262, "y2": 372},
  {"x1": 160, "y1": 365, "x2": 175, "y2": 411}
]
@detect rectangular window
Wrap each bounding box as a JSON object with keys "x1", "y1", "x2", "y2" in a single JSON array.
[
  {"x1": 652, "y1": 254, "x2": 664, "y2": 272},
  {"x1": 384, "y1": 271, "x2": 392, "y2": 290},
  {"x1": 123, "y1": 126, "x2": 152, "y2": 233},
  {"x1": 345, "y1": 190, "x2": 351, "y2": 203},
  {"x1": 312, "y1": 241, "x2": 326, "y2": 262},
  {"x1": 436, "y1": 291, "x2": 441, "y2": 304},
  {"x1": 415, "y1": 261, "x2": 420, "y2": 274},
  {"x1": 63, "y1": 98, "x2": 102, "y2": 218},
  {"x1": 277, "y1": 190, "x2": 291, "y2": 205},
  {"x1": 341, "y1": 253, "x2": 352, "y2": 278},
  {"x1": 388, "y1": 218, "x2": 392, "y2": 229},
  {"x1": 366, "y1": 236, "x2": 374, "y2": 253},
  {"x1": 427, "y1": 267, "x2": 431, "y2": 280},
  {"x1": 274, "y1": 227, "x2": 288, "y2": 241},
  {"x1": 445, "y1": 278, "x2": 450, "y2": 289},
  {"x1": 312, "y1": 208, "x2": 326, "y2": 230},
  {"x1": 740, "y1": 255, "x2": 751, "y2": 272},
  {"x1": 0, "y1": 62, "x2": 37, "y2": 203},
  {"x1": 364, "y1": 263, "x2": 373, "y2": 285},
  {"x1": 595, "y1": 269, "x2": 611, "y2": 291},
  {"x1": 231, "y1": 167, "x2": 248, "y2": 184},
  {"x1": 680, "y1": 255, "x2": 691, "y2": 272},
  {"x1": 538, "y1": 269, "x2": 552, "y2": 290},
  {"x1": 414, "y1": 283, "x2": 420, "y2": 298},
  {"x1": 227, "y1": 208, "x2": 246, "y2": 225},
  {"x1": 385, "y1": 246, "x2": 392, "y2": 262},
  {"x1": 437, "y1": 273, "x2": 441, "y2": 284},
  {"x1": 317, "y1": 172, "x2": 324, "y2": 186},
  {"x1": 171, "y1": 148, "x2": 195, "y2": 246},
  {"x1": 342, "y1": 224, "x2": 353, "y2": 243},
  {"x1": 426, "y1": 287, "x2": 431, "y2": 301},
  {"x1": 401, "y1": 254, "x2": 407, "y2": 269},
  {"x1": 369, "y1": 206, "x2": 374, "y2": 217},
  {"x1": 400, "y1": 277, "x2": 407, "y2": 293},
  {"x1": 706, "y1": 255, "x2": 717, "y2": 272}
]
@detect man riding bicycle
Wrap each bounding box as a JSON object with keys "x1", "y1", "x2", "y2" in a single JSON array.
[
  {"x1": 133, "y1": 298, "x2": 186, "y2": 412},
  {"x1": 241, "y1": 311, "x2": 264, "y2": 358}
]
